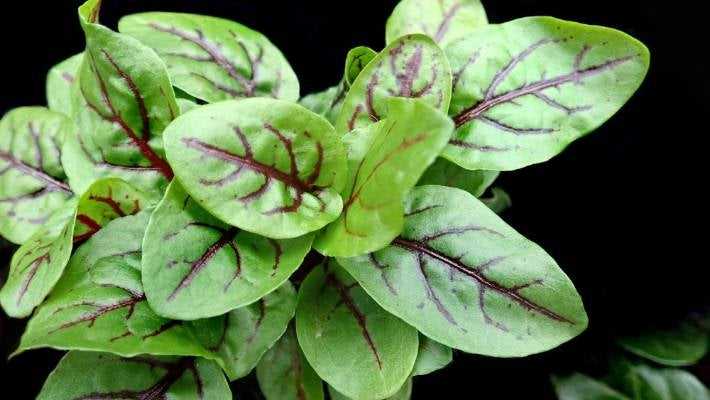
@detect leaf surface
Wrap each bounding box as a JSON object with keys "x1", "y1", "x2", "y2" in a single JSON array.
[
  {"x1": 411, "y1": 335, "x2": 452, "y2": 376},
  {"x1": 418, "y1": 157, "x2": 498, "y2": 197},
  {"x1": 315, "y1": 98, "x2": 452, "y2": 257},
  {"x1": 339, "y1": 185, "x2": 587, "y2": 356},
  {"x1": 142, "y1": 181, "x2": 312, "y2": 319},
  {"x1": 37, "y1": 352, "x2": 230, "y2": 400},
  {"x1": 0, "y1": 107, "x2": 74, "y2": 244},
  {"x1": 618, "y1": 320, "x2": 709, "y2": 367},
  {"x1": 619, "y1": 364, "x2": 710, "y2": 400},
  {"x1": 296, "y1": 260, "x2": 419, "y2": 400},
  {"x1": 329, "y1": 379, "x2": 412, "y2": 400},
  {"x1": 552, "y1": 373, "x2": 631, "y2": 400},
  {"x1": 119, "y1": 12, "x2": 299, "y2": 103},
  {"x1": 444, "y1": 16, "x2": 649, "y2": 171},
  {"x1": 46, "y1": 53, "x2": 83, "y2": 116},
  {"x1": 164, "y1": 98, "x2": 346, "y2": 239}
]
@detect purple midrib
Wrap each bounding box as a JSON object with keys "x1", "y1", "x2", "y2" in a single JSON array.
[{"x1": 0, "y1": 151, "x2": 72, "y2": 194}]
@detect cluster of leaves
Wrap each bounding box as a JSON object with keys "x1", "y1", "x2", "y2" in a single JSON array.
[
  {"x1": 0, "y1": 0, "x2": 649, "y2": 398},
  {"x1": 553, "y1": 310, "x2": 710, "y2": 400}
]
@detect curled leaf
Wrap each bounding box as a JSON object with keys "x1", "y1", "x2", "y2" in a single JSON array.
[
  {"x1": 444, "y1": 16, "x2": 650, "y2": 171},
  {"x1": 481, "y1": 187, "x2": 512, "y2": 214},
  {"x1": 142, "y1": 181, "x2": 312, "y2": 319},
  {"x1": 339, "y1": 185, "x2": 587, "y2": 357},
  {"x1": 119, "y1": 12, "x2": 299, "y2": 103},
  {"x1": 46, "y1": 53, "x2": 83, "y2": 116},
  {"x1": 0, "y1": 107, "x2": 74, "y2": 244},
  {"x1": 164, "y1": 98, "x2": 347, "y2": 239},
  {"x1": 296, "y1": 260, "x2": 419, "y2": 400}
]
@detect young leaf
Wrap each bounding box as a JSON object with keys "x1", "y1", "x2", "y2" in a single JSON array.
[
  {"x1": 329, "y1": 379, "x2": 413, "y2": 400},
  {"x1": 334, "y1": 34, "x2": 452, "y2": 134},
  {"x1": 46, "y1": 53, "x2": 83, "y2": 116},
  {"x1": 296, "y1": 260, "x2": 419, "y2": 400},
  {"x1": 37, "y1": 352, "x2": 231, "y2": 400},
  {"x1": 552, "y1": 373, "x2": 631, "y2": 400},
  {"x1": 188, "y1": 281, "x2": 297, "y2": 380},
  {"x1": 142, "y1": 181, "x2": 312, "y2": 319},
  {"x1": 338, "y1": 185, "x2": 588, "y2": 357},
  {"x1": 16, "y1": 212, "x2": 213, "y2": 360},
  {"x1": 618, "y1": 320, "x2": 710, "y2": 367},
  {"x1": 314, "y1": 98, "x2": 453, "y2": 257},
  {"x1": 163, "y1": 98, "x2": 347, "y2": 239},
  {"x1": 386, "y1": 0, "x2": 488, "y2": 47},
  {"x1": 418, "y1": 157, "x2": 499, "y2": 197},
  {"x1": 62, "y1": 0, "x2": 178, "y2": 198},
  {"x1": 444, "y1": 16, "x2": 649, "y2": 171},
  {"x1": 119, "y1": 12, "x2": 299, "y2": 104},
  {"x1": 411, "y1": 335, "x2": 453, "y2": 376},
  {"x1": 481, "y1": 187, "x2": 512, "y2": 214},
  {"x1": 257, "y1": 325, "x2": 324, "y2": 400},
  {"x1": 344, "y1": 46, "x2": 378, "y2": 88},
  {"x1": 0, "y1": 107, "x2": 74, "y2": 244}
]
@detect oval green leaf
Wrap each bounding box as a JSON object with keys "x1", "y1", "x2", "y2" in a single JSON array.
[
  {"x1": 618, "y1": 320, "x2": 710, "y2": 367},
  {"x1": 444, "y1": 16, "x2": 650, "y2": 171},
  {"x1": 329, "y1": 379, "x2": 413, "y2": 400},
  {"x1": 142, "y1": 181, "x2": 312, "y2": 319},
  {"x1": 296, "y1": 260, "x2": 419, "y2": 400},
  {"x1": 339, "y1": 185, "x2": 588, "y2": 357},
  {"x1": 314, "y1": 97, "x2": 453, "y2": 257},
  {"x1": 0, "y1": 107, "x2": 74, "y2": 244},
  {"x1": 418, "y1": 157, "x2": 499, "y2": 197},
  {"x1": 164, "y1": 98, "x2": 346, "y2": 239},
  {"x1": 46, "y1": 53, "x2": 83, "y2": 116}
]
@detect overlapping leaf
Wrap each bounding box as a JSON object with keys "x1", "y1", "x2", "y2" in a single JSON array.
[
  {"x1": 16, "y1": 211, "x2": 212, "y2": 360},
  {"x1": 618, "y1": 319, "x2": 709, "y2": 367},
  {"x1": 481, "y1": 187, "x2": 512, "y2": 214},
  {"x1": 315, "y1": 98, "x2": 452, "y2": 257},
  {"x1": 418, "y1": 157, "x2": 498, "y2": 197},
  {"x1": 0, "y1": 107, "x2": 74, "y2": 244},
  {"x1": 296, "y1": 260, "x2": 419, "y2": 400},
  {"x1": 386, "y1": 0, "x2": 488, "y2": 47},
  {"x1": 257, "y1": 325, "x2": 324, "y2": 400},
  {"x1": 329, "y1": 379, "x2": 413, "y2": 400},
  {"x1": 119, "y1": 12, "x2": 299, "y2": 103},
  {"x1": 37, "y1": 352, "x2": 231, "y2": 400},
  {"x1": 334, "y1": 34, "x2": 452, "y2": 134},
  {"x1": 46, "y1": 53, "x2": 83, "y2": 116},
  {"x1": 62, "y1": 0, "x2": 178, "y2": 199},
  {"x1": 188, "y1": 282, "x2": 296, "y2": 380},
  {"x1": 142, "y1": 181, "x2": 312, "y2": 319},
  {"x1": 164, "y1": 98, "x2": 347, "y2": 239},
  {"x1": 444, "y1": 16, "x2": 649, "y2": 171},
  {"x1": 614, "y1": 363, "x2": 710, "y2": 400},
  {"x1": 339, "y1": 185, "x2": 587, "y2": 356},
  {"x1": 552, "y1": 373, "x2": 631, "y2": 400},
  {"x1": 411, "y1": 335, "x2": 452, "y2": 376}
]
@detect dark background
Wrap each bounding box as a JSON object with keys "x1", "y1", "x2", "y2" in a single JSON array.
[{"x1": 1, "y1": 1, "x2": 707, "y2": 398}]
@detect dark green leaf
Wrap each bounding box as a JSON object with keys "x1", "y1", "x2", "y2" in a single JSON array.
[
  {"x1": 552, "y1": 373, "x2": 631, "y2": 400},
  {"x1": 618, "y1": 320, "x2": 709, "y2": 367}
]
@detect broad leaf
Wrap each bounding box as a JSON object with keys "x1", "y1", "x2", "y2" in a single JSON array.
[
  {"x1": 329, "y1": 379, "x2": 413, "y2": 400},
  {"x1": 142, "y1": 181, "x2": 311, "y2": 319},
  {"x1": 339, "y1": 185, "x2": 587, "y2": 356},
  {"x1": 481, "y1": 187, "x2": 512, "y2": 214},
  {"x1": 552, "y1": 373, "x2": 631, "y2": 400},
  {"x1": 0, "y1": 107, "x2": 74, "y2": 244},
  {"x1": 412, "y1": 335, "x2": 452, "y2": 376},
  {"x1": 163, "y1": 98, "x2": 347, "y2": 239},
  {"x1": 187, "y1": 281, "x2": 297, "y2": 380},
  {"x1": 418, "y1": 157, "x2": 498, "y2": 197},
  {"x1": 62, "y1": 0, "x2": 178, "y2": 198},
  {"x1": 37, "y1": 352, "x2": 230, "y2": 400},
  {"x1": 257, "y1": 325, "x2": 324, "y2": 400},
  {"x1": 334, "y1": 34, "x2": 452, "y2": 134},
  {"x1": 16, "y1": 212, "x2": 212, "y2": 360},
  {"x1": 618, "y1": 319, "x2": 709, "y2": 367},
  {"x1": 119, "y1": 12, "x2": 299, "y2": 104},
  {"x1": 314, "y1": 98, "x2": 453, "y2": 257},
  {"x1": 444, "y1": 16, "x2": 649, "y2": 171},
  {"x1": 296, "y1": 260, "x2": 419, "y2": 400},
  {"x1": 46, "y1": 53, "x2": 83, "y2": 116},
  {"x1": 386, "y1": 0, "x2": 488, "y2": 47}
]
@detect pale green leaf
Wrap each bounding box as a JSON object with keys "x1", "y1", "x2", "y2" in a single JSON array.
[
  {"x1": 329, "y1": 379, "x2": 413, "y2": 400},
  {"x1": 46, "y1": 53, "x2": 83, "y2": 116},
  {"x1": 418, "y1": 157, "x2": 499, "y2": 197},
  {"x1": 412, "y1": 335, "x2": 452, "y2": 376}
]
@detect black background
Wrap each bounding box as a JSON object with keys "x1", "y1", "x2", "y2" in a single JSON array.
[{"x1": 1, "y1": 1, "x2": 707, "y2": 398}]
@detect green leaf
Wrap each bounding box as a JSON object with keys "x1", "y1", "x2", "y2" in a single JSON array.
[
  {"x1": 618, "y1": 363, "x2": 710, "y2": 400},
  {"x1": 142, "y1": 181, "x2": 311, "y2": 319},
  {"x1": 314, "y1": 97, "x2": 453, "y2": 257},
  {"x1": 444, "y1": 16, "x2": 649, "y2": 171},
  {"x1": 46, "y1": 53, "x2": 83, "y2": 116},
  {"x1": 163, "y1": 98, "x2": 347, "y2": 239},
  {"x1": 257, "y1": 325, "x2": 324, "y2": 400},
  {"x1": 16, "y1": 211, "x2": 212, "y2": 360},
  {"x1": 37, "y1": 352, "x2": 230, "y2": 400},
  {"x1": 481, "y1": 187, "x2": 512, "y2": 214},
  {"x1": 412, "y1": 335, "x2": 452, "y2": 376},
  {"x1": 1, "y1": 178, "x2": 150, "y2": 318},
  {"x1": 118, "y1": 12, "x2": 299, "y2": 103},
  {"x1": 618, "y1": 319, "x2": 709, "y2": 367},
  {"x1": 418, "y1": 157, "x2": 499, "y2": 197},
  {"x1": 329, "y1": 379, "x2": 413, "y2": 400},
  {"x1": 339, "y1": 185, "x2": 587, "y2": 356},
  {"x1": 344, "y1": 46, "x2": 378, "y2": 88},
  {"x1": 386, "y1": 0, "x2": 488, "y2": 47},
  {"x1": 187, "y1": 281, "x2": 297, "y2": 380},
  {"x1": 552, "y1": 373, "x2": 631, "y2": 400},
  {"x1": 62, "y1": 0, "x2": 178, "y2": 199},
  {"x1": 296, "y1": 260, "x2": 419, "y2": 400},
  {"x1": 0, "y1": 107, "x2": 74, "y2": 244},
  {"x1": 334, "y1": 34, "x2": 452, "y2": 134}
]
